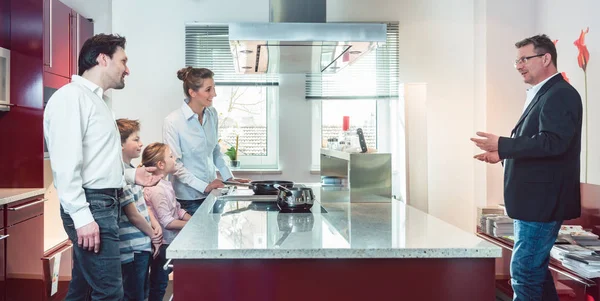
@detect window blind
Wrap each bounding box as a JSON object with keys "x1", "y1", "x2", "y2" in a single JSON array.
[
  {"x1": 305, "y1": 22, "x2": 399, "y2": 99},
  {"x1": 185, "y1": 24, "x2": 279, "y2": 85}
]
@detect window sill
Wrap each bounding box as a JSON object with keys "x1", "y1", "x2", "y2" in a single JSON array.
[
  {"x1": 217, "y1": 169, "x2": 283, "y2": 175},
  {"x1": 312, "y1": 169, "x2": 401, "y2": 175}
]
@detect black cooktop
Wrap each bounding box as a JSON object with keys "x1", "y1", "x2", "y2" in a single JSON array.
[{"x1": 212, "y1": 200, "x2": 327, "y2": 215}]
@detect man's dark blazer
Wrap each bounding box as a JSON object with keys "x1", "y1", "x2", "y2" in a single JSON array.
[{"x1": 498, "y1": 74, "x2": 583, "y2": 222}]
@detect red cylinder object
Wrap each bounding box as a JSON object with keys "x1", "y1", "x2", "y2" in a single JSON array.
[{"x1": 342, "y1": 116, "x2": 350, "y2": 131}]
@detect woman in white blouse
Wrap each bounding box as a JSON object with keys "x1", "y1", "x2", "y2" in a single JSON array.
[{"x1": 163, "y1": 67, "x2": 249, "y2": 214}]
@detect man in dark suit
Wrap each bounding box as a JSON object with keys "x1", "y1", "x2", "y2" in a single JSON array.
[{"x1": 471, "y1": 34, "x2": 582, "y2": 301}]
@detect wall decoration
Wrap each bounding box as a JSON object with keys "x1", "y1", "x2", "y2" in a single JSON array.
[{"x1": 574, "y1": 27, "x2": 590, "y2": 182}]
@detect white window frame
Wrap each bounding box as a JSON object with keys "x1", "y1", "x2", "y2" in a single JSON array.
[{"x1": 219, "y1": 85, "x2": 278, "y2": 169}]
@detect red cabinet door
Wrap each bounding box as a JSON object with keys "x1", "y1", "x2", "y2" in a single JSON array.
[
  {"x1": 0, "y1": 228, "x2": 6, "y2": 301},
  {"x1": 5, "y1": 199, "x2": 44, "y2": 301},
  {"x1": 72, "y1": 15, "x2": 93, "y2": 76},
  {"x1": 0, "y1": 0, "x2": 9, "y2": 49},
  {"x1": 44, "y1": 0, "x2": 72, "y2": 78}
]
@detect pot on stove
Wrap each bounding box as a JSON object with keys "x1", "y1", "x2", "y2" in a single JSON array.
[{"x1": 274, "y1": 184, "x2": 314, "y2": 211}]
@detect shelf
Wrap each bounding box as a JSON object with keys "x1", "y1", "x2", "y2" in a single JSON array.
[
  {"x1": 495, "y1": 277, "x2": 586, "y2": 301},
  {"x1": 477, "y1": 232, "x2": 598, "y2": 287}
]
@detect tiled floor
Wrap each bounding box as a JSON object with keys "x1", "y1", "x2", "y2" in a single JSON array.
[
  {"x1": 496, "y1": 289, "x2": 512, "y2": 301},
  {"x1": 163, "y1": 281, "x2": 173, "y2": 301}
]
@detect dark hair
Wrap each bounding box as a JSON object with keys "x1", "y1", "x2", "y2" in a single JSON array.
[
  {"x1": 515, "y1": 34, "x2": 557, "y2": 67},
  {"x1": 141, "y1": 142, "x2": 169, "y2": 168},
  {"x1": 116, "y1": 119, "x2": 140, "y2": 144},
  {"x1": 176, "y1": 67, "x2": 214, "y2": 98},
  {"x1": 78, "y1": 34, "x2": 127, "y2": 75}
]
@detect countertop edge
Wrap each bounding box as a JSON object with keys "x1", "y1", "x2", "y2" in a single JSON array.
[
  {"x1": 167, "y1": 247, "x2": 503, "y2": 260},
  {"x1": 0, "y1": 188, "x2": 46, "y2": 206}
]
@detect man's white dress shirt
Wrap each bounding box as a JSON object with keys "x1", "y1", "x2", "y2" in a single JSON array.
[{"x1": 44, "y1": 75, "x2": 135, "y2": 229}]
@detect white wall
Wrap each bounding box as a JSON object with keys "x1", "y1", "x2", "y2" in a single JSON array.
[
  {"x1": 481, "y1": 0, "x2": 538, "y2": 207},
  {"x1": 537, "y1": 0, "x2": 600, "y2": 184}
]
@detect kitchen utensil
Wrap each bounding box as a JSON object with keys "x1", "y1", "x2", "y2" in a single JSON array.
[
  {"x1": 274, "y1": 184, "x2": 314, "y2": 211},
  {"x1": 356, "y1": 128, "x2": 368, "y2": 153},
  {"x1": 222, "y1": 180, "x2": 294, "y2": 195}
]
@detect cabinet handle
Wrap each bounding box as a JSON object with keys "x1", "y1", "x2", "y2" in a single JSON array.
[
  {"x1": 163, "y1": 259, "x2": 173, "y2": 271},
  {"x1": 68, "y1": 13, "x2": 71, "y2": 75},
  {"x1": 76, "y1": 14, "x2": 80, "y2": 75},
  {"x1": 8, "y1": 198, "x2": 48, "y2": 211},
  {"x1": 0, "y1": 235, "x2": 9, "y2": 241},
  {"x1": 48, "y1": 0, "x2": 53, "y2": 68},
  {"x1": 41, "y1": 242, "x2": 72, "y2": 260}
]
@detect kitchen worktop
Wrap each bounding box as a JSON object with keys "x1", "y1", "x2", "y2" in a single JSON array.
[
  {"x1": 0, "y1": 188, "x2": 46, "y2": 206},
  {"x1": 167, "y1": 185, "x2": 501, "y2": 259}
]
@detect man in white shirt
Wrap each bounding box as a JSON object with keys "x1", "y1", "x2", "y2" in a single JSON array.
[{"x1": 44, "y1": 34, "x2": 160, "y2": 301}]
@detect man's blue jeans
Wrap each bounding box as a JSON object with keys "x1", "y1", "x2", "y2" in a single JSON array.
[
  {"x1": 511, "y1": 219, "x2": 562, "y2": 301},
  {"x1": 122, "y1": 251, "x2": 152, "y2": 301},
  {"x1": 61, "y1": 188, "x2": 123, "y2": 301}
]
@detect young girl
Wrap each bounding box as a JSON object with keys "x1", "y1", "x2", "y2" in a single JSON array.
[{"x1": 141, "y1": 143, "x2": 191, "y2": 301}]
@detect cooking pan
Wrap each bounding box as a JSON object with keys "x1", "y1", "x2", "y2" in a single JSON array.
[
  {"x1": 222, "y1": 180, "x2": 294, "y2": 195},
  {"x1": 274, "y1": 184, "x2": 314, "y2": 211}
]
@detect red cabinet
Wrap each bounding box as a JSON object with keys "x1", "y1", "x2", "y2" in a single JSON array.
[
  {"x1": 44, "y1": 0, "x2": 94, "y2": 80},
  {"x1": 43, "y1": 0, "x2": 72, "y2": 78},
  {"x1": 0, "y1": 0, "x2": 9, "y2": 49},
  {"x1": 5, "y1": 197, "x2": 45, "y2": 300},
  {"x1": 0, "y1": 0, "x2": 44, "y2": 189}
]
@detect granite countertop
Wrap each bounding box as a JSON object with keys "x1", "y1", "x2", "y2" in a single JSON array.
[
  {"x1": 167, "y1": 185, "x2": 502, "y2": 260},
  {"x1": 0, "y1": 188, "x2": 46, "y2": 206}
]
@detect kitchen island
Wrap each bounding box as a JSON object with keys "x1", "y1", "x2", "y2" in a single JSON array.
[{"x1": 167, "y1": 185, "x2": 501, "y2": 301}]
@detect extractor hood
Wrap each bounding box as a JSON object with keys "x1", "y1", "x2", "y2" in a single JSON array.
[{"x1": 228, "y1": 0, "x2": 387, "y2": 74}]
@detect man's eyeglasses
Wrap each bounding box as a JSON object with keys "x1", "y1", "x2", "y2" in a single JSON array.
[{"x1": 514, "y1": 53, "x2": 546, "y2": 68}]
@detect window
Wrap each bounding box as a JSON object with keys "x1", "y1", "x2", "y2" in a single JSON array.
[
  {"x1": 185, "y1": 24, "x2": 279, "y2": 169},
  {"x1": 308, "y1": 23, "x2": 399, "y2": 170},
  {"x1": 321, "y1": 99, "x2": 377, "y2": 149}
]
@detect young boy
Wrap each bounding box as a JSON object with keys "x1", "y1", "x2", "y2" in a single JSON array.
[{"x1": 117, "y1": 119, "x2": 163, "y2": 301}]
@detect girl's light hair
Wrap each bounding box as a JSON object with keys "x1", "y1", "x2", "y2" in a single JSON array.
[{"x1": 140, "y1": 143, "x2": 169, "y2": 168}]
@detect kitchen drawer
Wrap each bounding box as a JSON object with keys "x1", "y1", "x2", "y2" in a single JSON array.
[
  {"x1": 6, "y1": 214, "x2": 44, "y2": 301},
  {"x1": 6, "y1": 196, "x2": 45, "y2": 226}
]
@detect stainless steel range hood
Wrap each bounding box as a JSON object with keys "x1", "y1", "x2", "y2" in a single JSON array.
[{"x1": 228, "y1": 0, "x2": 387, "y2": 74}]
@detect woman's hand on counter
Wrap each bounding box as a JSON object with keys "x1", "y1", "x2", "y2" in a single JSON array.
[
  {"x1": 229, "y1": 177, "x2": 251, "y2": 183},
  {"x1": 204, "y1": 179, "x2": 225, "y2": 193}
]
